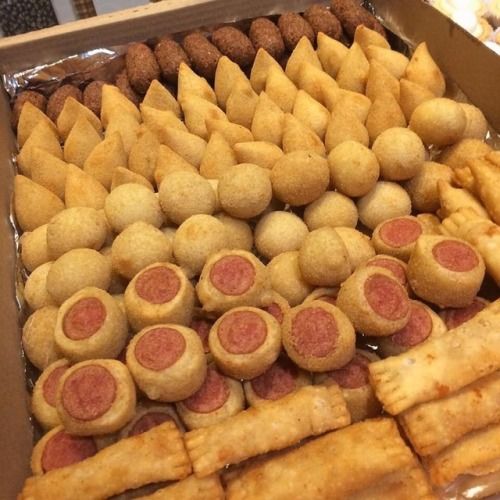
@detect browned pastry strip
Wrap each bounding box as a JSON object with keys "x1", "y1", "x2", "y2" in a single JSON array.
[
  {"x1": 425, "y1": 422, "x2": 500, "y2": 487},
  {"x1": 225, "y1": 418, "x2": 429, "y2": 500},
  {"x1": 137, "y1": 474, "x2": 224, "y2": 500},
  {"x1": 400, "y1": 371, "x2": 500, "y2": 456},
  {"x1": 19, "y1": 421, "x2": 191, "y2": 500},
  {"x1": 185, "y1": 384, "x2": 350, "y2": 478},
  {"x1": 369, "y1": 300, "x2": 500, "y2": 415}
]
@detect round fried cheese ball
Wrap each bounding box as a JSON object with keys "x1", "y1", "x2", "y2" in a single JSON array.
[
  {"x1": 218, "y1": 164, "x2": 272, "y2": 219},
  {"x1": 159, "y1": 171, "x2": 216, "y2": 225},
  {"x1": 22, "y1": 306, "x2": 61, "y2": 371},
  {"x1": 173, "y1": 214, "x2": 228, "y2": 278},
  {"x1": 303, "y1": 191, "x2": 358, "y2": 230},
  {"x1": 298, "y1": 228, "x2": 352, "y2": 287},
  {"x1": 267, "y1": 251, "x2": 313, "y2": 307},
  {"x1": 46, "y1": 249, "x2": 112, "y2": 305},
  {"x1": 104, "y1": 183, "x2": 163, "y2": 233},
  {"x1": 47, "y1": 208, "x2": 108, "y2": 259},
  {"x1": 271, "y1": 151, "x2": 330, "y2": 206},
  {"x1": 335, "y1": 227, "x2": 376, "y2": 270},
  {"x1": 328, "y1": 141, "x2": 380, "y2": 197},
  {"x1": 255, "y1": 211, "x2": 309, "y2": 260},
  {"x1": 371, "y1": 127, "x2": 425, "y2": 181},
  {"x1": 357, "y1": 181, "x2": 411, "y2": 230},
  {"x1": 111, "y1": 221, "x2": 172, "y2": 280},
  {"x1": 215, "y1": 213, "x2": 253, "y2": 251},
  {"x1": 409, "y1": 98, "x2": 467, "y2": 147}
]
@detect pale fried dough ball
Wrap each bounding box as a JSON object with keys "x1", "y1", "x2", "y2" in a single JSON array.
[
  {"x1": 404, "y1": 161, "x2": 453, "y2": 213},
  {"x1": 22, "y1": 306, "x2": 60, "y2": 370},
  {"x1": 173, "y1": 214, "x2": 228, "y2": 278},
  {"x1": 409, "y1": 98, "x2": 466, "y2": 147},
  {"x1": 46, "y1": 249, "x2": 112, "y2": 304},
  {"x1": 357, "y1": 181, "x2": 411, "y2": 230},
  {"x1": 328, "y1": 141, "x2": 379, "y2": 197},
  {"x1": 335, "y1": 227, "x2": 376, "y2": 270},
  {"x1": 159, "y1": 171, "x2": 216, "y2": 225},
  {"x1": 298, "y1": 227, "x2": 351, "y2": 287},
  {"x1": 271, "y1": 151, "x2": 330, "y2": 206},
  {"x1": 46, "y1": 208, "x2": 108, "y2": 259},
  {"x1": 24, "y1": 262, "x2": 57, "y2": 310},
  {"x1": 371, "y1": 127, "x2": 425, "y2": 181},
  {"x1": 267, "y1": 251, "x2": 313, "y2": 307},
  {"x1": 303, "y1": 191, "x2": 358, "y2": 230},
  {"x1": 111, "y1": 221, "x2": 172, "y2": 280},
  {"x1": 215, "y1": 213, "x2": 253, "y2": 251},
  {"x1": 255, "y1": 211, "x2": 309, "y2": 260},
  {"x1": 21, "y1": 224, "x2": 51, "y2": 273},
  {"x1": 218, "y1": 164, "x2": 272, "y2": 219},
  {"x1": 104, "y1": 184, "x2": 163, "y2": 233}
]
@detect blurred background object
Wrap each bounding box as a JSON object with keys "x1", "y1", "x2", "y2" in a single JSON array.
[{"x1": 0, "y1": 0, "x2": 58, "y2": 36}]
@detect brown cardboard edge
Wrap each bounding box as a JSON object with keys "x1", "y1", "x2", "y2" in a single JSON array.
[
  {"x1": 0, "y1": 0, "x2": 320, "y2": 74},
  {"x1": 371, "y1": 0, "x2": 500, "y2": 132},
  {"x1": 0, "y1": 88, "x2": 33, "y2": 498}
]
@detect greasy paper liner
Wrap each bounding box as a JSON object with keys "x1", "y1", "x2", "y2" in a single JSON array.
[{"x1": 1, "y1": 4, "x2": 499, "y2": 499}]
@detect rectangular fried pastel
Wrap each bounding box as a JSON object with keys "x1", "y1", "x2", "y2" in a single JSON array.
[
  {"x1": 185, "y1": 384, "x2": 350, "y2": 478},
  {"x1": 138, "y1": 474, "x2": 224, "y2": 500},
  {"x1": 348, "y1": 462, "x2": 437, "y2": 500},
  {"x1": 400, "y1": 371, "x2": 500, "y2": 456},
  {"x1": 225, "y1": 418, "x2": 424, "y2": 500},
  {"x1": 425, "y1": 422, "x2": 500, "y2": 487},
  {"x1": 19, "y1": 421, "x2": 191, "y2": 500},
  {"x1": 369, "y1": 300, "x2": 500, "y2": 415}
]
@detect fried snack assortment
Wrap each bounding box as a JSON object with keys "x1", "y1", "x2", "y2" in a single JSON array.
[{"x1": 9, "y1": 0, "x2": 500, "y2": 498}]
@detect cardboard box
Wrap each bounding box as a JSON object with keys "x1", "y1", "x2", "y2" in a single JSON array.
[{"x1": 0, "y1": 0, "x2": 498, "y2": 497}]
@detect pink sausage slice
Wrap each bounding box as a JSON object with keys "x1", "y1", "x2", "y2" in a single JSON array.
[
  {"x1": 264, "y1": 302, "x2": 284, "y2": 324},
  {"x1": 327, "y1": 353, "x2": 370, "y2": 389},
  {"x1": 43, "y1": 365, "x2": 69, "y2": 407},
  {"x1": 135, "y1": 327, "x2": 186, "y2": 371},
  {"x1": 432, "y1": 240, "x2": 479, "y2": 272},
  {"x1": 441, "y1": 298, "x2": 487, "y2": 330},
  {"x1": 364, "y1": 274, "x2": 409, "y2": 321},
  {"x1": 379, "y1": 218, "x2": 422, "y2": 248},
  {"x1": 391, "y1": 302, "x2": 432, "y2": 347},
  {"x1": 218, "y1": 310, "x2": 267, "y2": 354},
  {"x1": 135, "y1": 266, "x2": 181, "y2": 304},
  {"x1": 367, "y1": 257, "x2": 407, "y2": 286},
  {"x1": 209, "y1": 255, "x2": 255, "y2": 296},
  {"x1": 128, "y1": 412, "x2": 173, "y2": 437},
  {"x1": 183, "y1": 367, "x2": 230, "y2": 414},
  {"x1": 63, "y1": 298, "x2": 106, "y2": 341},
  {"x1": 190, "y1": 318, "x2": 212, "y2": 353},
  {"x1": 251, "y1": 357, "x2": 297, "y2": 400},
  {"x1": 291, "y1": 307, "x2": 338, "y2": 358},
  {"x1": 61, "y1": 365, "x2": 117, "y2": 421},
  {"x1": 41, "y1": 430, "x2": 97, "y2": 473}
]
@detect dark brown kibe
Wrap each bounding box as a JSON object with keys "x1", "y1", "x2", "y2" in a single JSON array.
[{"x1": 9, "y1": 1, "x2": 385, "y2": 124}]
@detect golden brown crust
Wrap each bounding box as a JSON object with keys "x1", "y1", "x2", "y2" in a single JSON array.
[
  {"x1": 19, "y1": 421, "x2": 191, "y2": 500},
  {"x1": 425, "y1": 423, "x2": 500, "y2": 487},
  {"x1": 137, "y1": 474, "x2": 224, "y2": 500},
  {"x1": 369, "y1": 300, "x2": 500, "y2": 415},
  {"x1": 400, "y1": 371, "x2": 500, "y2": 456},
  {"x1": 185, "y1": 384, "x2": 350, "y2": 478},
  {"x1": 225, "y1": 418, "x2": 421, "y2": 500}
]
